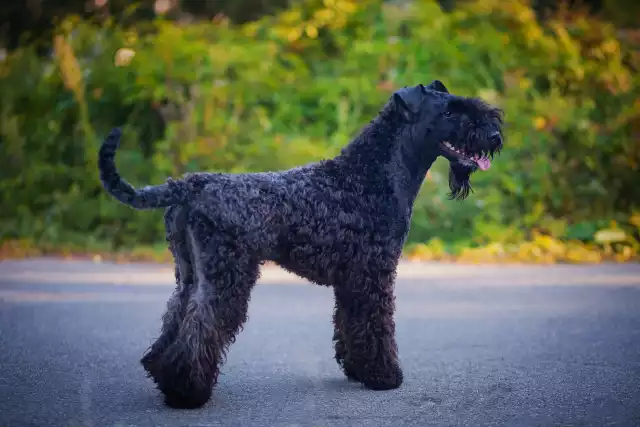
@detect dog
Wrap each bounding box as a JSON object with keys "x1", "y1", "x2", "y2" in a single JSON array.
[{"x1": 98, "y1": 80, "x2": 504, "y2": 409}]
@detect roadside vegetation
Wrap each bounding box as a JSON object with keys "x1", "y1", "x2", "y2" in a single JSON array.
[{"x1": 1, "y1": 0, "x2": 639, "y2": 264}]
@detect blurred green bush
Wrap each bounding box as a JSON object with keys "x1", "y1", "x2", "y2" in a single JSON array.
[{"x1": 1, "y1": 0, "x2": 638, "y2": 261}]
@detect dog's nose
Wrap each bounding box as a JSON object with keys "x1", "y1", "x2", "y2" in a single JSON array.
[{"x1": 490, "y1": 131, "x2": 502, "y2": 145}]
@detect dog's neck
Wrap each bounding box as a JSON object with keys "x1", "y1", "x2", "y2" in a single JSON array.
[
  {"x1": 395, "y1": 136, "x2": 439, "y2": 205},
  {"x1": 336, "y1": 111, "x2": 398, "y2": 167},
  {"x1": 335, "y1": 109, "x2": 439, "y2": 204}
]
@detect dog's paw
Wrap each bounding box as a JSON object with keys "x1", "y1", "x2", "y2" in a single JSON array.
[
  {"x1": 338, "y1": 359, "x2": 361, "y2": 382},
  {"x1": 358, "y1": 362, "x2": 403, "y2": 391},
  {"x1": 140, "y1": 348, "x2": 166, "y2": 384},
  {"x1": 334, "y1": 345, "x2": 361, "y2": 382},
  {"x1": 154, "y1": 366, "x2": 214, "y2": 409},
  {"x1": 163, "y1": 388, "x2": 212, "y2": 410}
]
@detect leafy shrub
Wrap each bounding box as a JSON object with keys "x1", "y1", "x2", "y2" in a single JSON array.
[{"x1": 0, "y1": 0, "x2": 638, "y2": 262}]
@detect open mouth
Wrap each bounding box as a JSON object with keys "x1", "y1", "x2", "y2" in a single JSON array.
[{"x1": 440, "y1": 141, "x2": 492, "y2": 171}]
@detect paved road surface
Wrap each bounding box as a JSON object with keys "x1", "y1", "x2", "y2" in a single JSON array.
[{"x1": 1, "y1": 259, "x2": 640, "y2": 427}]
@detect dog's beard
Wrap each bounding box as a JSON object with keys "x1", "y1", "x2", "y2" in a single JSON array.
[{"x1": 447, "y1": 162, "x2": 476, "y2": 200}]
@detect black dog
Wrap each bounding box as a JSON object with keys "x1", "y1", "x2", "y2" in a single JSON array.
[{"x1": 98, "y1": 80, "x2": 504, "y2": 409}]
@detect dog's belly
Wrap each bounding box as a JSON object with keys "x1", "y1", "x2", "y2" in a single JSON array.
[{"x1": 271, "y1": 231, "x2": 401, "y2": 287}]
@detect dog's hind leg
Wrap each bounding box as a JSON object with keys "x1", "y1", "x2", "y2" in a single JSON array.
[
  {"x1": 336, "y1": 269, "x2": 403, "y2": 391},
  {"x1": 141, "y1": 205, "x2": 194, "y2": 380},
  {"x1": 151, "y1": 217, "x2": 260, "y2": 409}
]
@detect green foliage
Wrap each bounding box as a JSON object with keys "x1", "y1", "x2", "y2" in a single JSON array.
[{"x1": 0, "y1": 0, "x2": 638, "y2": 260}]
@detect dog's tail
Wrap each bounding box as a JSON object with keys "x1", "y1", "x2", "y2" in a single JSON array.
[{"x1": 98, "y1": 127, "x2": 187, "y2": 210}]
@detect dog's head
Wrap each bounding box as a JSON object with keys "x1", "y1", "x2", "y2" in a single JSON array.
[{"x1": 392, "y1": 80, "x2": 504, "y2": 200}]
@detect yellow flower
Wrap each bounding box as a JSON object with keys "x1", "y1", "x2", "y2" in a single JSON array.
[
  {"x1": 533, "y1": 116, "x2": 546, "y2": 130},
  {"x1": 305, "y1": 25, "x2": 319, "y2": 39},
  {"x1": 287, "y1": 27, "x2": 302, "y2": 42}
]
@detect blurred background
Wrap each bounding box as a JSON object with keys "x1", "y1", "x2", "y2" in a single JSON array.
[{"x1": 0, "y1": 0, "x2": 638, "y2": 264}]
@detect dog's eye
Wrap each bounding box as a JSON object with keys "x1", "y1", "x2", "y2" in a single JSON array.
[{"x1": 443, "y1": 111, "x2": 452, "y2": 117}]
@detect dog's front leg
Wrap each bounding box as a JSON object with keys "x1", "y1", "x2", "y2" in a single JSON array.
[
  {"x1": 332, "y1": 287, "x2": 360, "y2": 382},
  {"x1": 336, "y1": 271, "x2": 403, "y2": 390}
]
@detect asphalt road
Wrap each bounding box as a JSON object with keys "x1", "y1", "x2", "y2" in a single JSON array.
[{"x1": 1, "y1": 260, "x2": 640, "y2": 427}]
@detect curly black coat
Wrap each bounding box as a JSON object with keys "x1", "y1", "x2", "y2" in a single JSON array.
[{"x1": 98, "y1": 80, "x2": 504, "y2": 409}]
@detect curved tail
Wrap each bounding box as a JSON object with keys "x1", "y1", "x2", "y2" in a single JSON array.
[{"x1": 98, "y1": 127, "x2": 187, "y2": 209}]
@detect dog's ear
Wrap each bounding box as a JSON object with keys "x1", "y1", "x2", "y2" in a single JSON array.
[
  {"x1": 393, "y1": 85, "x2": 424, "y2": 122},
  {"x1": 425, "y1": 80, "x2": 449, "y2": 94}
]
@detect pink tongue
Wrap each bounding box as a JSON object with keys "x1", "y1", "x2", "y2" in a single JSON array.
[{"x1": 476, "y1": 157, "x2": 491, "y2": 171}]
